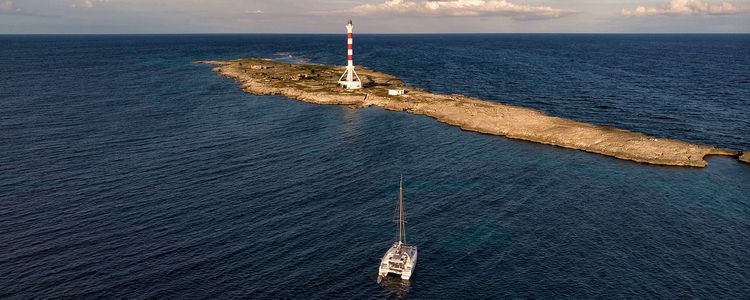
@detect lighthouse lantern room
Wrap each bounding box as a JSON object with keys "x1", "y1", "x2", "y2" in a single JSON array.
[{"x1": 338, "y1": 20, "x2": 362, "y2": 89}]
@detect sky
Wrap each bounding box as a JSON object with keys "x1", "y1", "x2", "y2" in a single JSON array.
[{"x1": 0, "y1": 0, "x2": 748, "y2": 34}]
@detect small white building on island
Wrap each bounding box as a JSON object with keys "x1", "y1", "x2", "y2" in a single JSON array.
[{"x1": 388, "y1": 89, "x2": 405, "y2": 96}]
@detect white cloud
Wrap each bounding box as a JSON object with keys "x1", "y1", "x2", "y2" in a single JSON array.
[
  {"x1": 0, "y1": 0, "x2": 16, "y2": 13},
  {"x1": 621, "y1": 0, "x2": 740, "y2": 16},
  {"x1": 324, "y1": 0, "x2": 576, "y2": 20},
  {"x1": 71, "y1": 0, "x2": 108, "y2": 9}
]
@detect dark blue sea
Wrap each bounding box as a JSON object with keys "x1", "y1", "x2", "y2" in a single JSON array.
[{"x1": 1, "y1": 34, "x2": 749, "y2": 299}]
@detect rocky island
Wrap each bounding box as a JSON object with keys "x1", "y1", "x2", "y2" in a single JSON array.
[{"x1": 196, "y1": 58, "x2": 743, "y2": 168}]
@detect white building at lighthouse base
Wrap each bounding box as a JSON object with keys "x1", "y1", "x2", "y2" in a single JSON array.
[{"x1": 338, "y1": 74, "x2": 362, "y2": 89}]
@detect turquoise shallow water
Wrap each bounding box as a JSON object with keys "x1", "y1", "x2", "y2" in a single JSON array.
[{"x1": 0, "y1": 34, "x2": 749, "y2": 298}]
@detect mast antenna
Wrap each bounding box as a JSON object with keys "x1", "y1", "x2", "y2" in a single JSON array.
[{"x1": 399, "y1": 175, "x2": 406, "y2": 245}]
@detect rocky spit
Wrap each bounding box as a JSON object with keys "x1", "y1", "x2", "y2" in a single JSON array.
[
  {"x1": 740, "y1": 152, "x2": 750, "y2": 164},
  {"x1": 196, "y1": 59, "x2": 742, "y2": 168}
]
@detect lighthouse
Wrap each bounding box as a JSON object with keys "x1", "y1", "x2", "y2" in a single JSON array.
[{"x1": 338, "y1": 20, "x2": 362, "y2": 89}]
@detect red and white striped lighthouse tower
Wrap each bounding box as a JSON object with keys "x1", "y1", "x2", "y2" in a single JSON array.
[{"x1": 338, "y1": 19, "x2": 362, "y2": 89}]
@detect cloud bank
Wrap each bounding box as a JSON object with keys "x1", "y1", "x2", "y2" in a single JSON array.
[
  {"x1": 71, "y1": 0, "x2": 108, "y2": 9},
  {"x1": 1, "y1": 0, "x2": 17, "y2": 13},
  {"x1": 326, "y1": 0, "x2": 575, "y2": 20},
  {"x1": 621, "y1": 0, "x2": 740, "y2": 16}
]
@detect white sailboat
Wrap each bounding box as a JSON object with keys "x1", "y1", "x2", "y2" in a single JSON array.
[{"x1": 378, "y1": 177, "x2": 418, "y2": 282}]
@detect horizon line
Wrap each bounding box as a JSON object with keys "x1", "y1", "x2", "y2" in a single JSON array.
[{"x1": 1, "y1": 32, "x2": 749, "y2": 35}]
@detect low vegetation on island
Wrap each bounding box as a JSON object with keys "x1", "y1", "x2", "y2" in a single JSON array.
[{"x1": 196, "y1": 58, "x2": 745, "y2": 168}]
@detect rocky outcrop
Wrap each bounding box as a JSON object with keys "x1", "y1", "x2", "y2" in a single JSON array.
[
  {"x1": 740, "y1": 152, "x2": 750, "y2": 164},
  {"x1": 196, "y1": 59, "x2": 741, "y2": 168}
]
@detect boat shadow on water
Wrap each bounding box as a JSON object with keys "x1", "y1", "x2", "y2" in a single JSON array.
[{"x1": 378, "y1": 275, "x2": 411, "y2": 297}]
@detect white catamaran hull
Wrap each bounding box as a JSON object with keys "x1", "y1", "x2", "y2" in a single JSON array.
[{"x1": 378, "y1": 242, "x2": 418, "y2": 280}]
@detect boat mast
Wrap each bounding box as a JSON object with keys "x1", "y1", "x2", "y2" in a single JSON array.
[{"x1": 399, "y1": 176, "x2": 406, "y2": 246}]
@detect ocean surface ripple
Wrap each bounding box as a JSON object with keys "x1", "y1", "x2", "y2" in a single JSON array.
[{"x1": 1, "y1": 34, "x2": 749, "y2": 299}]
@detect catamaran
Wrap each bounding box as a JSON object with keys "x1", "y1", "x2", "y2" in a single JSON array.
[{"x1": 378, "y1": 177, "x2": 418, "y2": 282}]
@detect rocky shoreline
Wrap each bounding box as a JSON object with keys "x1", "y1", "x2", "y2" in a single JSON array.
[
  {"x1": 740, "y1": 152, "x2": 750, "y2": 164},
  {"x1": 196, "y1": 59, "x2": 742, "y2": 168}
]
